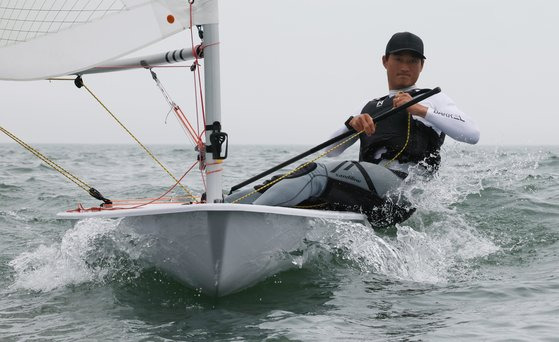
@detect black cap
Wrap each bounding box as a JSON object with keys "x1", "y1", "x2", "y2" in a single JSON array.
[{"x1": 385, "y1": 32, "x2": 426, "y2": 59}]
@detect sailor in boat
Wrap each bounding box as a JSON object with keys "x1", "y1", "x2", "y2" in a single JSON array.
[{"x1": 234, "y1": 32, "x2": 480, "y2": 227}]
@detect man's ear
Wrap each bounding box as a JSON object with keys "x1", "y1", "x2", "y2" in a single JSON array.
[{"x1": 382, "y1": 55, "x2": 388, "y2": 69}]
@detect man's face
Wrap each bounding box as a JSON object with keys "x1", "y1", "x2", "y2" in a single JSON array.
[{"x1": 382, "y1": 52, "x2": 424, "y2": 90}]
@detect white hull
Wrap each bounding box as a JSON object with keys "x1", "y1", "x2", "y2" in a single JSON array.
[{"x1": 59, "y1": 203, "x2": 367, "y2": 296}]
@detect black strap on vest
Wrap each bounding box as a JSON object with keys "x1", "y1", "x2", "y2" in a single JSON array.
[{"x1": 358, "y1": 88, "x2": 445, "y2": 169}]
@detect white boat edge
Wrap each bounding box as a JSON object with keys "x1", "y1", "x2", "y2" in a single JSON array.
[{"x1": 56, "y1": 202, "x2": 368, "y2": 221}]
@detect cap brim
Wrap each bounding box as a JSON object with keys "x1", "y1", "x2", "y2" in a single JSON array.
[{"x1": 387, "y1": 48, "x2": 426, "y2": 59}]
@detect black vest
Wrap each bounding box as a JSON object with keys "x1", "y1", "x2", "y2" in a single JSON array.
[{"x1": 359, "y1": 88, "x2": 445, "y2": 170}]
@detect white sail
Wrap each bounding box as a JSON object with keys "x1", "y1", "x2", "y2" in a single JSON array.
[{"x1": 0, "y1": 0, "x2": 217, "y2": 80}]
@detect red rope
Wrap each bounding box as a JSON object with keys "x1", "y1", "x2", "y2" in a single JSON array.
[
  {"x1": 117, "y1": 159, "x2": 200, "y2": 209},
  {"x1": 196, "y1": 64, "x2": 206, "y2": 142},
  {"x1": 189, "y1": 0, "x2": 209, "y2": 195},
  {"x1": 68, "y1": 160, "x2": 201, "y2": 213},
  {"x1": 173, "y1": 105, "x2": 203, "y2": 148},
  {"x1": 206, "y1": 168, "x2": 223, "y2": 175},
  {"x1": 68, "y1": 4, "x2": 212, "y2": 214}
]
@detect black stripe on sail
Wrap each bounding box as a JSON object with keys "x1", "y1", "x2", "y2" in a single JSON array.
[
  {"x1": 179, "y1": 49, "x2": 185, "y2": 61},
  {"x1": 172, "y1": 50, "x2": 178, "y2": 62},
  {"x1": 165, "y1": 51, "x2": 171, "y2": 64}
]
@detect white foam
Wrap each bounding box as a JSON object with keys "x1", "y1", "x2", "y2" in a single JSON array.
[
  {"x1": 319, "y1": 146, "x2": 503, "y2": 284},
  {"x1": 9, "y1": 218, "x2": 121, "y2": 292}
]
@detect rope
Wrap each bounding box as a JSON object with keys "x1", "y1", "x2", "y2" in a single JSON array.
[
  {"x1": 80, "y1": 82, "x2": 198, "y2": 201},
  {"x1": 231, "y1": 130, "x2": 364, "y2": 204},
  {"x1": 68, "y1": 159, "x2": 200, "y2": 212},
  {"x1": 148, "y1": 69, "x2": 204, "y2": 149},
  {"x1": 384, "y1": 111, "x2": 411, "y2": 168},
  {"x1": 100, "y1": 159, "x2": 199, "y2": 210},
  {"x1": 0, "y1": 125, "x2": 99, "y2": 196},
  {"x1": 189, "y1": 1, "x2": 208, "y2": 190}
]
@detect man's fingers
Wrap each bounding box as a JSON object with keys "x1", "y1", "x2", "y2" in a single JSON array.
[
  {"x1": 365, "y1": 121, "x2": 375, "y2": 135},
  {"x1": 350, "y1": 114, "x2": 375, "y2": 135},
  {"x1": 358, "y1": 116, "x2": 375, "y2": 135},
  {"x1": 394, "y1": 93, "x2": 412, "y2": 108}
]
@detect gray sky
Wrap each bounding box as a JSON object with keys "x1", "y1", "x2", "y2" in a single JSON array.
[{"x1": 1, "y1": 0, "x2": 558, "y2": 146}]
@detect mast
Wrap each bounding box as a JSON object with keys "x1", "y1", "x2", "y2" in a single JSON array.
[{"x1": 202, "y1": 23, "x2": 226, "y2": 203}]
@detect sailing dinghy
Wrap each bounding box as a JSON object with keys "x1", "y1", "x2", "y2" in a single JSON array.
[{"x1": 0, "y1": 0, "x2": 370, "y2": 296}]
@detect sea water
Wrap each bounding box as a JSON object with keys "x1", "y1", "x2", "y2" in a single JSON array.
[{"x1": 0, "y1": 143, "x2": 558, "y2": 341}]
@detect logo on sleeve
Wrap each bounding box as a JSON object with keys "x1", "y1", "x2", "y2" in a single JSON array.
[{"x1": 434, "y1": 110, "x2": 465, "y2": 122}]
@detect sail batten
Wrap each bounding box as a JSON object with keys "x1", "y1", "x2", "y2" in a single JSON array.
[{"x1": 0, "y1": 0, "x2": 217, "y2": 80}]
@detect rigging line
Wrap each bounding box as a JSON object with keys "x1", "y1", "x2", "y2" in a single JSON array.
[
  {"x1": 196, "y1": 60, "x2": 206, "y2": 139},
  {"x1": 172, "y1": 107, "x2": 198, "y2": 148},
  {"x1": 191, "y1": 61, "x2": 206, "y2": 141},
  {"x1": 231, "y1": 130, "x2": 364, "y2": 204},
  {"x1": 48, "y1": 77, "x2": 198, "y2": 149},
  {"x1": 195, "y1": 53, "x2": 206, "y2": 137},
  {"x1": 192, "y1": 64, "x2": 202, "y2": 137},
  {"x1": 0, "y1": 125, "x2": 89, "y2": 190},
  {"x1": 188, "y1": 1, "x2": 208, "y2": 195},
  {"x1": 98, "y1": 159, "x2": 200, "y2": 211},
  {"x1": 147, "y1": 67, "x2": 208, "y2": 200},
  {"x1": 206, "y1": 168, "x2": 223, "y2": 175},
  {"x1": 148, "y1": 69, "x2": 203, "y2": 148},
  {"x1": 189, "y1": 1, "x2": 206, "y2": 140},
  {"x1": 200, "y1": 171, "x2": 207, "y2": 192},
  {"x1": 384, "y1": 111, "x2": 411, "y2": 168},
  {"x1": 176, "y1": 106, "x2": 202, "y2": 148},
  {"x1": 188, "y1": 1, "x2": 200, "y2": 137},
  {"x1": 0, "y1": 125, "x2": 110, "y2": 203},
  {"x1": 79, "y1": 82, "x2": 198, "y2": 201}
]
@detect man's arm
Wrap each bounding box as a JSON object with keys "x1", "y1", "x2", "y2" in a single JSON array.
[
  {"x1": 422, "y1": 93, "x2": 479, "y2": 144},
  {"x1": 394, "y1": 92, "x2": 480, "y2": 144}
]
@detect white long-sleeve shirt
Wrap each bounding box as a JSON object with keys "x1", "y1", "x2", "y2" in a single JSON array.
[{"x1": 327, "y1": 86, "x2": 480, "y2": 162}]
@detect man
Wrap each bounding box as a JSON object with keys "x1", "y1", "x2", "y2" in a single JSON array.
[
  {"x1": 248, "y1": 32, "x2": 479, "y2": 226},
  {"x1": 329, "y1": 31, "x2": 479, "y2": 175}
]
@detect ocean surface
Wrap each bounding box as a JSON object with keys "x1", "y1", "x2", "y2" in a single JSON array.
[{"x1": 0, "y1": 143, "x2": 558, "y2": 341}]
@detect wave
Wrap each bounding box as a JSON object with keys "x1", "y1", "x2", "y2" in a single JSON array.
[
  {"x1": 8, "y1": 218, "x2": 144, "y2": 292},
  {"x1": 4, "y1": 145, "x2": 558, "y2": 297},
  {"x1": 0, "y1": 183, "x2": 22, "y2": 191}
]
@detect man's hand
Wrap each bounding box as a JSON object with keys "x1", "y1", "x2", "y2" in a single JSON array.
[
  {"x1": 393, "y1": 92, "x2": 428, "y2": 117},
  {"x1": 349, "y1": 114, "x2": 376, "y2": 135}
]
